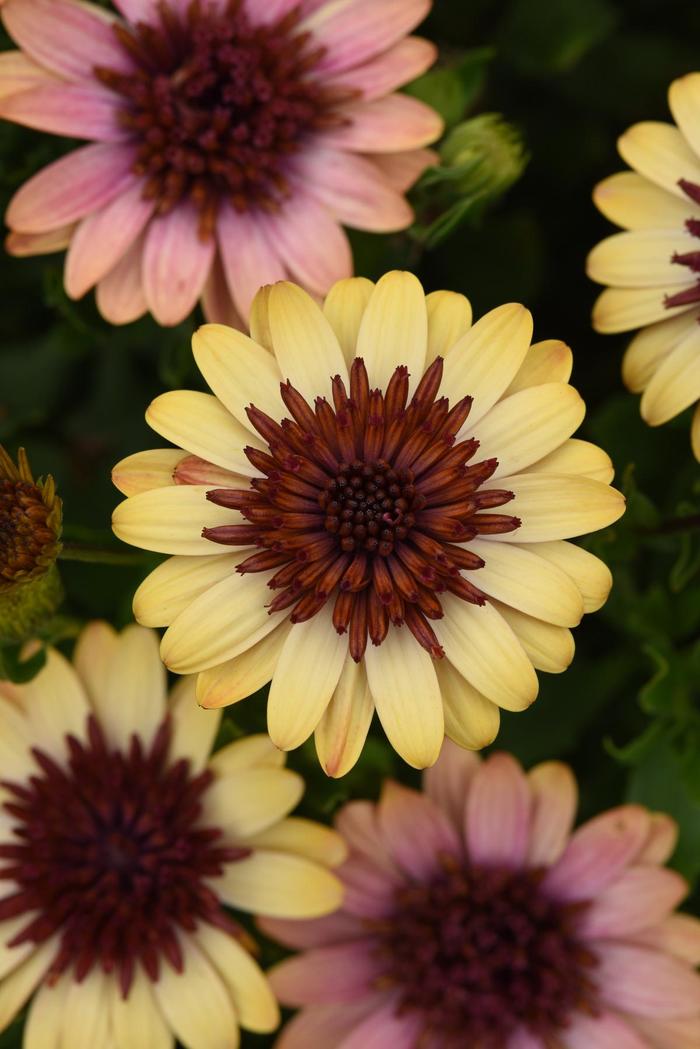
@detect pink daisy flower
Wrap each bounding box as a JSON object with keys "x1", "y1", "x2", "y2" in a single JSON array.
[
  {"x1": 262, "y1": 743, "x2": 700, "y2": 1049},
  {"x1": 0, "y1": 0, "x2": 441, "y2": 326}
]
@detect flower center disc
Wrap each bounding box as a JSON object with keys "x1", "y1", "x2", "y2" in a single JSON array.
[{"x1": 0, "y1": 479, "x2": 52, "y2": 585}]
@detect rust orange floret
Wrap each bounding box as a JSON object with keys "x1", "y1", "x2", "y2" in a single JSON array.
[
  {"x1": 0, "y1": 446, "x2": 62, "y2": 591},
  {"x1": 202, "y1": 357, "x2": 520, "y2": 660}
]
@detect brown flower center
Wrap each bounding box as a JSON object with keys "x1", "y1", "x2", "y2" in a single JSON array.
[
  {"x1": 96, "y1": 0, "x2": 350, "y2": 236},
  {"x1": 202, "y1": 357, "x2": 520, "y2": 661},
  {"x1": 372, "y1": 857, "x2": 599, "y2": 1047},
  {"x1": 666, "y1": 178, "x2": 700, "y2": 309},
  {"x1": 0, "y1": 478, "x2": 55, "y2": 585},
  {"x1": 0, "y1": 716, "x2": 248, "y2": 996}
]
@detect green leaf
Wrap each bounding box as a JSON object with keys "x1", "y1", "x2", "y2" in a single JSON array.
[
  {"x1": 404, "y1": 48, "x2": 495, "y2": 127},
  {"x1": 0, "y1": 642, "x2": 46, "y2": 683}
]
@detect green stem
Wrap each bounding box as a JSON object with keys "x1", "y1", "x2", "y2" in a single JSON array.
[
  {"x1": 58, "y1": 542, "x2": 150, "y2": 566},
  {"x1": 646, "y1": 514, "x2": 700, "y2": 536}
]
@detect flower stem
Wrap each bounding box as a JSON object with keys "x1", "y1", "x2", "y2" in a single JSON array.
[{"x1": 58, "y1": 542, "x2": 150, "y2": 566}]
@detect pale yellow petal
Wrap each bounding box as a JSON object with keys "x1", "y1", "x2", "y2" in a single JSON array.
[
  {"x1": 204, "y1": 767, "x2": 303, "y2": 839},
  {"x1": 73, "y1": 620, "x2": 118, "y2": 706},
  {"x1": 0, "y1": 694, "x2": 35, "y2": 780},
  {"x1": 504, "y1": 339, "x2": 573, "y2": 395},
  {"x1": 472, "y1": 383, "x2": 585, "y2": 478},
  {"x1": 469, "y1": 539, "x2": 584, "y2": 627},
  {"x1": 112, "y1": 449, "x2": 185, "y2": 496},
  {"x1": 161, "y1": 569, "x2": 284, "y2": 673},
  {"x1": 425, "y1": 289, "x2": 472, "y2": 364},
  {"x1": 196, "y1": 622, "x2": 291, "y2": 709},
  {"x1": 134, "y1": 553, "x2": 238, "y2": 628},
  {"x1": 0, "y1": 50, "x2": 57, "y2": 101},
  {"x1": 519, "y1": 540, "x2": 613, "y2": 613},
  {"x1": 618, "y1": 121, "x2": 700, "y2": 197},
  {"x1": 442, "y1": 303, "x2": 533, "y2": 428},
  {"x1": 593, "y1": 171, "x2": 696, "y2": 230},
  {"x1": 314, "y1": 655, "x2": 374, "y2": 778},
  {"x1": 641, "y1": 323, "x2": 700, "y2": 425},
  {"x1": 322, "y1": 276, "x2": 374, "y2": 365},
  {"x1": 194, "y1": 924, "x2": 279, "y2": 1034},
  {"x1": 267, "y1": 604, "x2": 348, "y2": 750},
  {"x1": 169, "y1": 675, "x2": 221, "y2": 771},
  {"x1": 22, "y1": 647, "x2": 89, "y2": 758},
  {"x1": 355, "y1": 270, "x2": 427, "y2": 395},
  {"x1": 61, "y1": 967, "x2": 110, "y2": 1049},
  {"x1": 25, "y1": 972, "x2": 71, "y2": 1049},
  {"x1": 622, "y1": 311, "x2": 697, "y2": 392},
  {"x1": 215, "y1": 850, "x2": 343, "y2": 918},
  {"x1": 433, "y1": 595, "x2": 538, "y2": 711},
  {"x1": 267, "y1": 281, "x2": 348, "y2": 403},
  {"x1": 110, "y1": 971, "x2": 173, "y2": 1049},
  {"x1": 525, "y1": 438, "x2": 614, "y2": 483},
  {"x1": 0, "y1": 938, "x2": 56, "y2": 1031},
  {"x1": 587, "y1": 229, "x2": 696, "y2": 287},
  {"x1": 668, "y1": 73, "x2": 700, "y2": 162},
  {"x1": 152, "y1": 936, "x2": 240, "y2": 1049},
  {"x1": 481, "y1": 473, "x2": 625, "y2": 541},
  {"x1": 491, "y1": 599, "x2": 575, "y2": 673},
  {"x1": 146, "y1": 390, "x2": 264, "y2": 477},
  {"x1": 592, "y1": 285, "x2": 695, "y2": 333},
  {"x1": 113, "y1": 485, "x2": 239, "y2": 556},
  {"x1": 434, "y1": 659, "x2": 500, "y2": 751},
  {"x1": 99, "y1": 624, "x2": 166, "y2": 749},
  {"x1": 192, "y1": 323, "x2": 283, "y2": 431},
  {"x1": 245, "y1": 816, "x2": 347, "y2": 867},
  {"x1": 249, "y1": 285, "x2": 274, "y2": 352},
  {"x1": 364, "y1": 627, "x2": 444, "y2": 768},
  {"x1": 0, "y1": 916, "x2": 41, "y2": 982},
  {"x1": 208, "y1": 734, "x2": 285, "y2": 775}
]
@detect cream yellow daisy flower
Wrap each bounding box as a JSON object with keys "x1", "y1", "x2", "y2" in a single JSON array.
[
  {"x1": 0, "y1": 622, "x2": 343, "y2": 1049},
  {"x1": 112, "y1": 272, "x2": 624, "y2": 773},
  {"x1": 588, "y1": 73, "x2": 700, "y2": 458}
]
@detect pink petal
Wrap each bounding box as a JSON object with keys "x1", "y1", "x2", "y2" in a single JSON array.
[
  {"x1": 542, "y1": 806, "x2": 651, "y2": 901},
  {"x1": 6, "y1": 225, "x2": 74, "y2": 256},
  {"x1": 581, "y1": 867, "x2": 688, "y2": 939},
  {"x1": 636, "y1": 813, "x2": 678, "y2": 865},
  {"x1": 95, "y1": 231, "x2": 147, "y2": 324},
  {"x1": 111, "y1": 0, "x2": 161, "y2": 21},
  {"x1": 293, "y1": 147, "x2": 413, "y2": 232},
  {"x1": 526, "y1": 761, "x2": 578, "y2": 866},
  {"x1": 216, "y1": 202, "x2": 286, "y2": 321},
  {"x1": 338, "y1": 855, "x2": 397, "y2": 919},
  {"x1": 6, "y1": 142, "x2": 135, "y2": 233},
  {"x1": 322, "y1": 94, "x2": 443, "y2": 153},
  {"x1": 173, "y1": 456, "x2": 241, "y2": 487},
  {"x1": 596, "y1": 943, "x2": 700, "y2": 1019},
  {"x1": 337, "y1": 997, "x2": 422, "y2": 1049},
  {"x1": 258, "y1": 193, "x2": 352, "y2": 296},
  {"x1": 465, "y1": 752, "x2": 531, "y2": 867},
  {"x1": 0, "y1": 82, "x2": 125, "y2": 141},
  {"x1": 0, "y1": 50, "x2": 57, "y2": 101},
  {"x1": 507, "y1": 1029, "x2": 546, "y2": 1049},
  {"x1": 370, "y1": 147, "x2": 437, "y2": 192},
  {"x1": 258, "y1": 910, "x2": 364, "y2": 950},
  {"x1": 422, "y1": 739, "x2": 480, "y2": 833},
  {"x1": 276, "y1": 999, "x2": 384, "y2": 1049},
  {"x1": 302, "y1": 0, "x2": 430, "y2": 76},
  {"x1": 564, "y1": 1011, "x2": 651, "y2": 1049},
  {"x1": 2, "y1": 0, "x2": 134, "y2": 80},
  {"x1": 142, "y1": 204, "x2": 215, "y2": 326},
  {"x1": 64, "y1": 177, "x2": 154, "y2": 298},
  {"x1": 201, "y1": 252, "x2": 244, "y2": 328},
  {"x1": 632, "y1": 913, "x2": 700, "y2": 965},
  {"x1": 327, "y1": 36, "x2": 437, "y2": 101},
  {"x1": 629, "y1": 1014, "x2": 700, "y2": 1049},
  {"x1": 377, "y1": 779, "x2": 462, "y2": 880},
  {"x1": 335, "y1": 800, "x2": 401, "y2": 878},
  {"x1": 269, "y1": 940, "x2": 382, "y2": 1005},
  {"x1": 243, "y1": 0, "x2": 305, "y2": 24}
]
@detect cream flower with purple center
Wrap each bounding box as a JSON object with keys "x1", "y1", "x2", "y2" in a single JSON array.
[
  {"x1": 588, "y1": 73, "x2": 700, "y2": 459},
  {"x1": 112, "y1": 272, "x2": 624, "y2": 773},
  {"x1": 263, "y1": 744, "x2": 700, "y2": 1049},
  {"x1": 0, "y1": 622, "x2": 344, "y2": 1048},
  {"x1": 0, "y1": 0, "x2": 441, "y2": 326}
]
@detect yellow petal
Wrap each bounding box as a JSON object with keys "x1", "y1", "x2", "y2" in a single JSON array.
[
  {"x1": 133, "y1": 553, "x2": 238, "y2": 628},
  {"x1": 527, "y1": 761, "x2": 578, "y2": 865},
  {"x1": 469, "y1": 539, "x2": 584, "y2": 627},
  {"x1": 196, "y1": 622, "x2": 291, "y2": 709},
  {"x1": 73, "y1": 621, "x2": 118, "y2": 704},
  {"x1": 525, "y1": 438, "x2": 614, "y2": 484},
  {"x1": 194, "y1": 924, "x2": 279, "y2": 1034},
  {"x1": 434, "y1": 658, "x2": 500, "y2": 750},
  {"x1": 364, "y1": 626, "x2": 444, "y2": 768},
  {"x1": 246, "y1": 817, "x2": 348, "y2": 868},
  {"x1": 618, "y1": 121, "x2": 700, "y2": 197},
  {"x1": 314, "y1": 655, "x2": 374, "y2": 778},
  {"x1": 587, "y1": 229, "x2": 696, "y2": 287},
  {"x1": 99, "y1": 624, "x2": 166, "y2": 750},
  {"x1": 152, "y1": 937, "x2": 239, "y2": 1049},
  {"x1": 482, "y1": 473, "x2": 625, "y2": 541},
  {"x1": 491, "y1": 599, "x2": 575, "y2": 673},
  {"x1": 192, "y1": 323, "x2": 283, "y2": 431},
  {"x1": 0, "y1": 937, "x2": 57, "y2": 1031},
  {"x1": 25, "y1": 974, "x2": 72, "y2": 1049},
  {"x1": 204, "y1": 767, "x2": 304, "y2": 839},
  {"x1": 322, "y1": 276, "x2": 375, "y2": 365},
  {"x1": 433, "y1": 595, "x2": 538, "y2": 711},
  {"x1": 22, "y1": 647, "x2": 89, "y2": 759},
  {"x1": 622, "y1": 311, "x2": 697, "y2": 392},
  {"x1": 668, "y1": 73, "x2": 700, "y2": 161},
  {"x1": 355, "y1": 271, "x2": 428, "y2": 395},
  {"x1": 641, "y1": 324, "x2": 700, "y2": 425},
  {"x1": 112, "y1": 448, "x2": 185, "y2": 496},
  {"x1": 113, "y1": 485, "x2": 239, "y2": 556},
  {"x1": 472, "y1": 383, "x2": 585, "y2": 478},
  {"x1": 267, "y1": 604, "x2": 348, "y2": 750},
  {"x1": 593, "y1": 171, "x2": 695, "y2": 230},
  {"x1": 504, "y1": 339, "x2": 572, "y2": 395},
  {"x1": 110, "y1": 971, "x2": 172, "y2": 1049},
  {"x1": 249, "y1": 284, "x2": 274, "y2": 352},
  {"x1": 61, "y1": 968, "x2": 111, "y2": 1049},
  {"x1": 442, "y1": 303, "x2": 533, "y2": 428},
  {"x1": 215, "y1": 850, "x2": 343, "y2": 918},
  {"x1": 592, "y1": 285, "x2": 695, "y2": 334},
  {"x1": 267, "y1": 281, "x2": 348, "y2": 403},
  {"x1": 146, "y1": 390, "x2": 263, "y2": 476},
  {"x1": 169, "y1": 675, "x2": 221, "y2": 771},
  {"x1": 519, "y1": 540, "x2": 612, "y2": 614},
  {"x1": 425, "y1": 289, "x2": 472, "y2": 364},
  {"x1": 208, "y1": 735, "x2": 285, "y2": 775}
]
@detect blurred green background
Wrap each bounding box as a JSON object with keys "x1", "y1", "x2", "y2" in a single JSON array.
[{"x1": 1, "y1": 0, "x2": 700, "y2": 1043}]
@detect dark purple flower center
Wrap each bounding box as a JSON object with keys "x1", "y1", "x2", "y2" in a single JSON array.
[
  {"x1": 202, "y1": 356, "x2": 520, "y2": 661},
  {"x1": 95, "y1": 0, "x2": 350, "y2": 236},
  {"x1": 373, "y1": 857, "x2": 599, "y2": 1047},
  {"x1": 666, "y1": 178, "x2": 700, "y2": 311},
  {"x1": 0, "y1": 716, "x2": 248, "y2": 996}
]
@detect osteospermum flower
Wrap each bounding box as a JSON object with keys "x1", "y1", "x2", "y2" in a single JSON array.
[
  {"x1": 588, "y1": 73, "x2": 700, "y2": 459},
  {"x1": 263, "y1": 744, "x2": 700, "y2": 1049},
  {"x1": 0, "y1": 622, "x2": 344, "y2": 1048},
  {"x1": 112, "y1": 272, "x2": 624, "y2": 772},
  {"x1": 0, "y1": 0, "x2": 441, "y2": 327}
]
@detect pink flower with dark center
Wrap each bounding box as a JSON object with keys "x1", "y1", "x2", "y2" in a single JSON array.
[
  {"x1": 263, "y1": 744, "x2": 700, "y2": 1049},
  {"x1": 0, "y1": 0, "x2": 441, "y2": 326}
]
